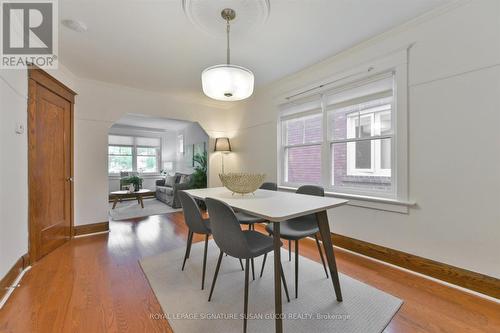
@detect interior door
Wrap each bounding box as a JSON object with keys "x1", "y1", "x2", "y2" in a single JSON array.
[{"x1": 28, "y1": 69, "x2": 75, "y2": 262}]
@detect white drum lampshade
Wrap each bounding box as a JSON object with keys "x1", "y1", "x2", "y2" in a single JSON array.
[{"x1": 202, "y1": 64, "x2": 254, "y2": 101}]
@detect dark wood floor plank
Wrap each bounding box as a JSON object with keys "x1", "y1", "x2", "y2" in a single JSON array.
[{"x1": 0, "y1": 212, "x2": 499, "y2": 333}]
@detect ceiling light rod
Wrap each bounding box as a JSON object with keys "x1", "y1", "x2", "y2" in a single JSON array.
[{"x1": 221, "y1": 8, "x2": 235, "y2": 65}]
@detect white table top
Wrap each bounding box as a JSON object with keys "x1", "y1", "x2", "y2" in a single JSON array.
[{"x1": 184, "y1": 187, "x2": 348, "y2": 222}]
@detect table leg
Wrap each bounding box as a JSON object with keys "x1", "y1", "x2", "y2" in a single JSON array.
[
  {"x1": 272, "y1": 222, "x2": 283, "y2": 333},
  {"x1": 316, "y1": 210, "x2": 343, "y2": 302},
  {"x1": 139, "y1": 195, "x2": 144, "y2": 208},
  {"x1": 112, "y1": 197, "x2": 118, "y2": 209}
]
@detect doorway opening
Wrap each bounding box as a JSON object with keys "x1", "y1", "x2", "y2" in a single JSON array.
[{"x1": 107, "y1": 114, "x2": 209, "y2": 221}]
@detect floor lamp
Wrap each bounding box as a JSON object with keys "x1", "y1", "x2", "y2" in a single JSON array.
[{"x1": 214, "y1": 137, "x2": 231, "y2": 174}]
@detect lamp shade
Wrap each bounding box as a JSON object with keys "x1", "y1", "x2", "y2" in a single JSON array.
[
  {"x1": 202, "y1": 64, "x2": 254, "y2": 101},
  {"x1": 214, "y1": 137, "x2": 231, "y2": 152}
]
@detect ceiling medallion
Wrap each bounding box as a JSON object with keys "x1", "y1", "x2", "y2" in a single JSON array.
[{"x1": 182, "y1": 0, "x2": 270, "y2": 36}]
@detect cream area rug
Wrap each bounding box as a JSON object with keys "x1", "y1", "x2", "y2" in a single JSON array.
[
  {"x1": 109, "y1": 198, "x2": 181, "y2": 220},
  {"x1": 140, "y1": 241, "x2": 402, "y2": 333}
]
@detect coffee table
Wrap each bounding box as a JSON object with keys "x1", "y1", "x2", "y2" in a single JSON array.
[{"x1": 110, "y1": 189, "x2": 154, "y2": 209}]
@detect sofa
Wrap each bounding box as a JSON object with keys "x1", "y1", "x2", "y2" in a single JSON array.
[{"x1": 156, "y1": 172, "x2": 194, "y2": 208}]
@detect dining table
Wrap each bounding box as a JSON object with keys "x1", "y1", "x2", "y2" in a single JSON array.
[{"x1": 185, "y1": 186, "x2": 349, "y2": 333}]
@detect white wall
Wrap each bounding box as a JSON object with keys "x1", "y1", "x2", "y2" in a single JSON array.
[
  {"x1": 227, "y1": 0, "x2": 500, "y2": 278},
  {"x1": 0, "y1": 70, "x2": 28, "y2": 278}
]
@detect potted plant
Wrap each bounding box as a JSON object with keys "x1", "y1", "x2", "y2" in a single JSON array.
[
  {"x1": 192, "y1": 151, "x2": 207, "y2": 189},
  {"x1": 124, "y1": 175, "x2": 143, "y2": 192}
]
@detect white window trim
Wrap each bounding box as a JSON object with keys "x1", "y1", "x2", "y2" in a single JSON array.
[
  {"x1": 108, "y1": 135, "x2": 162, "y2": 176},
  {"x1": 277, "y1": 49, "x2": 410, "y2": 206}
]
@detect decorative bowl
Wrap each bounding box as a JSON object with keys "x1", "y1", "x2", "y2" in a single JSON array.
[{"x1": 219, "y1": 173, "x2": 266, "y2": 195}]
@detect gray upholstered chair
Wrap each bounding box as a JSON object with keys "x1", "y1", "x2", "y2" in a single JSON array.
[
  {"x1": 179, "y1": 191, "x2": 243, "y2": 290},
  {"x1": 205, "y1": 197, "x2": 290, "y2": 333},
  {"x1": 178, "y1": 190, "x2": 212, "y2": 290},
  {"x1": 235, "y1": 182, "x2": 278, "y2": 280},
  {"x1": 261, "y1": 185, "x2": 329, "y2": 299}
]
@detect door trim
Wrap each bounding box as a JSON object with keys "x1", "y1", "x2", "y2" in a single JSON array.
[{"x1": 27, "y1": 67, "x2": 77, "y2": 262}]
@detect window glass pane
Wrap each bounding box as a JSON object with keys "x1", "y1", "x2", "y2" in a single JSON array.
[
  {"x1": 285, "y1": 114, "x2": 322, "y2": 145},
  {"x1": 108, "y1": 146, "x2": 132, "y2": 155},
  {"x1": 137, "y1": 156, "x2": 157, "y2": 173},
  {"x1": 378, "y1": 111, "x2": 391, "y2": 135},
  {"x1": 286, "y1": 145, "x2": 321, "y2": 184},
  {"x1": 329, "y1": 97, "x2": 392, "y2": 140},
  {"x1": 358, "y1": 115, "x2": 372, "y2": 138},
  {"x1": 331, "y1": 140, "x2": 392, "y2": 193},
  {"x1": 354, "y1": 141, "x2": 371, "y2": 169},
  {"x1": 285, "y1": 118, "x2": 304, "y2": 145},
  {"x1": 137, "y1": 147, "x2": 157, "y2": 156},
  {"x1": 108, "y1": 156, "x2": 133, "y2": 173}
]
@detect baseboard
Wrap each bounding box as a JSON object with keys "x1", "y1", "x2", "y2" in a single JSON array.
[
  {"x1": 73, "y1": 221, "x2": 110, "y2": 236},
  {"x1": 331, "y1": 233, "x2": 500, "y2": 299},
  {"x1": 0, "y1": 253, "x2": 30, "y2": 302}
]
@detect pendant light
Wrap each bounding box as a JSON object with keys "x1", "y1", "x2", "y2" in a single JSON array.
[{"x1": 201, "y1": 8, "x2": 254, "y2": 101}]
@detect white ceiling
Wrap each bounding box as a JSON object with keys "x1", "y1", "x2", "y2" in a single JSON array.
[
  {"x1": 60, "y1": 0, "x2": 451, "y2": 99},
  {"x1": 112, "y1": 114, "x2": 193, "y2": 131}
]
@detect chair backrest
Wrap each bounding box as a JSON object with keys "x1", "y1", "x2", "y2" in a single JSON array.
[
  {"x1": 295, "y1": 185, "x2": 324, "y2": 222},
  {"x1": 178, "y1": 191, "x2": 210, "y2": 234},
  {"x1": 205, "y1": 198, "x2": 250, "y2": 258},
  {"x1": 296, "y1": 185, "x2": 324, "y2": 197},
  {"x1": 260, "y1": 182, "x2": 278, "y2": 191}
]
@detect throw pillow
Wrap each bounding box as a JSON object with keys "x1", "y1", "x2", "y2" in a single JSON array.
[
  {"x1": 165, "y1": 175, "x2": 177, "y2": 187},
  {"x1": 179, "y1": 174, "x2": 191, "y2": 184}
]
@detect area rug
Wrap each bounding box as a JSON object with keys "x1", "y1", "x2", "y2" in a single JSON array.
[
  {"x1": 140, "y1": 241, "x2": 402, "y2": 333},
  {"x1": 109, "y1": 198, "x2": 181, "y2": 220}
]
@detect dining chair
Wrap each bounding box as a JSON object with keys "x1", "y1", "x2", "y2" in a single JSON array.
[
  {"x1": 178, "y1": 191, "x2": 244, "y2": 290},
  {"x1": 235, "y1": 182, "x2": 278, "y2": 280},
  {"x1": 261, "y1": 185, "x2": 329, "y2": 299},
  {"x1": 205, "y1": 197, "x2": 290, "y2": 333}
]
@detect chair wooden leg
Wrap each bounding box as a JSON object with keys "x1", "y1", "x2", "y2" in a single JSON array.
[
  {"x1": 186, "y1": 231, "x2": 193, "y2": 259},
  {"x1": 239, "y1": 259, "x2": 244, "y2": 271},
  {"x1": 201, "y1": 234, "x2": 209, "y2": 290},
  {"x1": 295, "y1": 239, "x2": 299, "y2": 299},
  {"x1": 314, "y1": 234, "x2": 329, "y2": 278},
  {"x1": 244, "y1": 258, "x2": 250, "y2": 333},
  {"x1": 181, "y1": 231, "x2": 193, "y2": 271},
  {"x1": 259, "y1": 253, "x2": 267, "y2": 278},
  {"x1": 289, "y1": 240, "x2": 291, "y2": 261},
  {"x1": 208, "y1": 250, "x2": 223, "y2": 302},
  {"x1": 251, "y1": 258, "x2": 255, "y2": 281},
  {"x1": 279, "y1": 262, "x2": 290, "y2": 303}
]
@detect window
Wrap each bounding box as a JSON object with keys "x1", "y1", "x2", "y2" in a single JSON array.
[
  {"x1": 108, "y1": 146, "x2": 133, "y2": 173},
  {"x1": 279, "y1": 68, "x2": 407, "y2": 200},
  {"x1": 344, "y1": 98, "x2": 392, "y2": 176},
  {"x1": 108, "y1": 135, "x2": 161, "y2": 174},
  {"x1": 282, "y1": 113, "x2": 322, "y2": 184}
]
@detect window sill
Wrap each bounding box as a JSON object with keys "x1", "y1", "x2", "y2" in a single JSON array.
[{"x1": 278, "y1": 185, "x2": 415, "y2": 213}]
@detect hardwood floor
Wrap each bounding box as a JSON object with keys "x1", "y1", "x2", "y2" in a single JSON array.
[{"x1": 1, "y1": 212, "x2": 499, "y2": 333}]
